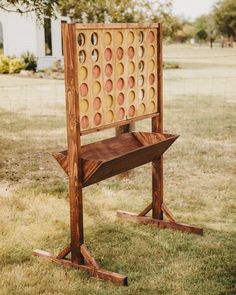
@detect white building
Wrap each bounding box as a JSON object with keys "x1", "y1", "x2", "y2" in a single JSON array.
[{"x1": 0, "y1": 10, "x2": 69, "y2": 69}]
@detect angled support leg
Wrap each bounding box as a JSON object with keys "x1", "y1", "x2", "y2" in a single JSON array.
[{"x1": 33, "y1": 244, "x2": 128, "y2": 286}]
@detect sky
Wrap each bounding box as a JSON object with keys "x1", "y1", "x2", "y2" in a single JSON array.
[{"x1": 172, "y1": 0, "x2": 217, "y2": 20}]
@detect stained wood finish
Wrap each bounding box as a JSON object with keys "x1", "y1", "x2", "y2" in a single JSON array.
[
  {"x1": 62, "y1": 24, "x2": 84, "y2": 264},
  {"x1": 162, "y1": 203, "x2": 176, "y2": 222},
  {"x1": 33, "y1": 249, "x2": 128, "y2": 286},
  {"x1": 53, "y1": 132, "x2": 178, "y2": 187},
  {"x1": 117, "y1": 211, "x2": 203, "y2": 235},
  {"x1": 138, "y1": 202, "x2": 153, "y2": 216},
  {"x1": 34, "y1": 23, "x2": 203, "y2": 287},
  {"x1": 152, "y1": 23, "x2": 164, "y2": 220},
  {"x1": 80, "y1": 244, "x2": 99, "y2": 269},
  {"x1": 56, "y1": 244, "x2": 71, "y2": 259}
]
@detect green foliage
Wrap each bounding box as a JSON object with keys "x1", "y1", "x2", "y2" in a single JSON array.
[
  {"x1": 0, "y1": 55, "x2": 10, "y2": 74},
  {"x1": 21, "y1": 51, "x2": 37, "y2": 71},
  {"x1": 9, "y1": 58, "x2": 25, "y2": 73},
  {"x1": 0, "y1": 0, "x2": 58, "y2": 20},
  {"x1": 193, "y1": 14, "x2": 218, "y2": 42},
  {"x1": 214, "y1": 0, "x2": 236, "y2": 39}
]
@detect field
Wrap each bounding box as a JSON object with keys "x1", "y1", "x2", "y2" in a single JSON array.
[{"x1": 0, "y1": 44, "x2": 235, "y2": 294}]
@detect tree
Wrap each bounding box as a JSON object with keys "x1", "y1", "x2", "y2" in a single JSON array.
[
  {"x1": 194, "y1": 14, "x2": 218, "y2": 46},
  {"x1": 0, "y1": 0, "x2": 58, "y2": 18},
  {"x1": 214, "y1": 0, "x2": 236, "y2": 40}
]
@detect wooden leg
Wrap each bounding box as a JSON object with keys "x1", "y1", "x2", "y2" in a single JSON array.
[
  {"x1": 152, "y1": 157, "x2": 163, "y2": 220},
  {"x1": 117, "y1": 211, "x2": 203, "y2": 235},
  {"x1": 33, "y1": 245, "x2": 128, "y2": 286}
]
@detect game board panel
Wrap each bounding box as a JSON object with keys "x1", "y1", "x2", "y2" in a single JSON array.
[{"x1": 76, "y1": 25, "x2": 158, "y2": 132}]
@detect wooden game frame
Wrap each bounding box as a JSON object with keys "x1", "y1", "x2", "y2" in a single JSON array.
[{"x1": 33, "y1": 23, "x2": 203, "y2": 286}]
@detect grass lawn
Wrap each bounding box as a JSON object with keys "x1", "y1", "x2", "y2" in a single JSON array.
[{"x1": 0, "y1": 44, "x2": 235, "y2": 294}]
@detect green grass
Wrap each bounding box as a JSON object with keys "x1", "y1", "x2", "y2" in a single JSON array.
[{"x1": 0, "y1": 45, "x2": 236, "y2": 294}]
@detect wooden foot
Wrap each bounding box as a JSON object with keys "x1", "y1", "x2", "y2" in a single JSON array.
[
  {"x1": 33, "y1": 247, "x2": 128, "y2": 286},
  {"x1": 117, "y1": 211, "x2": 203, "y2": 236}
]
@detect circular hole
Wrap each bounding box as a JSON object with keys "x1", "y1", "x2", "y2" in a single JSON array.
[
  {"x1": 128, "y1": 76, "x2": 135, "y2": 88},
  {"x1": 105, "y1": 64, "x2": 113, "y2": 77},
  {"x1": 128, "y1": 90, "x2": 135, "y2": 103},
  {"x1": 116, "y1": 47, "x2": 124, "y2": 60},
  {"x1": 138, "y1": 31, "x2": 144, "y2": 43},
  {"x1": 138, "y1": 103, "x2": 146, "y2": 115},
  {"x1": 138, "y1": 60, "x2": 144, "y2": 72},
  {"x1": 80, "y1": 99, "x2": 89, "y2": 113},
  {"x1": 91, "y1": 49, "x2": 99, "y2": 62},
  {"x1": 117, "y1": 78, "x2": 124, "y2": 91},
  {"x1": 139, "y1": 89, "x2": 145, "y2": 100},
  {"x1": 93, "y1": 97, "x2": 101, "y2": 110},
  {"x1": 91, "y1": 32, "x2": 98, "y2": 45},
  {"x1": 116, "y1": 31, "x2": 123, "y2": 44},
  {"x1": 77, "y1": 33, "x2": 85, "y2": 46},
  {"x1": 148, "y1": 31, "x2": 155, "y2": 42},
  {"x1": 80, "y1": 66, "x2": 88, "y2": 80},
  {"x1": 94, "y1": 112, "x2": 102, "y2": 126},
  {"x1": 128, "y1": 105, "x2": 135, "y2": 117},
  {"x1": 117, "y1": 63, "x2": 124, "y2": 75},
  {"x1": 118, "y1": 92, "x2": 125, "y2": 105},
  {"x1": 104, "y1": 48, "x2": 112, "y2": 61},
  {"x1": 81, "y1": 116, "x2": 89, "y2": 129},
  {"x1": 78, "y1": 50, "x2": 86, "y2": 63},
  {"x1": 118, "y1": 107, "x2": 125, "y2": 120},
  {"x1": 107, "y1": 110, "x2": 114, "y2": 123},
  {"x1": 138, "y1": 75, "x2": 144, "y2": 87},
  {"x1": 150, "y1": 87, "x2": 155, "y2": 98},
  {"x1": 128, "y1": 46, "x2": 135, "y2": 59},
  {"x1": 80, "y1": 83, "x2": 88, "y2": 96},
  {"x1": 129, "y1": 61, "x2": 135, "y2": 74},
  {"x1": 148, "y1": 59, "x2": 155, "y2": 71},
  {"x1": 104, "y1": 32, "x2": 112, "y2": 46},
  {"x1": 150, "y1": 101, "x2": 156, "y2": 112},
  {"x1": 128, "y1": 31, "x2": 134, "y2": 44},
  {"x1": 149, "y1": 73, "x2": 155, "y2": 85},
  {"x1": 92, "y1": 65, "x2": 100, "y2": 78},
  {"x1": 105, "y1": 79, "x2": 113, "y2": 92},
  {"x1": 93, "y1": 81, "x2": 101, "y2": 94},
  {"x1": 138, "y1": 46, "x2": 144, "y2": 58},
  {"x1": 149, "y1": 45, "x2": 155, "y2": 57},
  {"x1": 107, "y1": 95, "x2": 113, "y2": 107}
]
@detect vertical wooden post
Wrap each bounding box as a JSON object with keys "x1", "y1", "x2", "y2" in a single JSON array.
[
  {"x1": 62, "y1": 24, "x2": 84, "y2": 264},
  {"x1": 152, "y1": 23, "x2": 163, "y2": 220},
  {"x1": 115, "y1": 123, "x2": 135, "y2": 178}
]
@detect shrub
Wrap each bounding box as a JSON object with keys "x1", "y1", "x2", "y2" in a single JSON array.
[
  {"x1": 9, "y1": 58, "x2": 25, "y2": 73},
  {"x1": 0, "y1": 56, "x2": 10, "y2": 74},
  {"x1": 21, "y1": 51, "x2": 37, "y2": 71}
]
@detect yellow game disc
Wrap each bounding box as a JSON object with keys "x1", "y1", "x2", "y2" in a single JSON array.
[
  {"x1": 93, "y1": 81, "x2": 101, "y2": 95},
  {"x1": 107, "y1": 110, "x2": 114, "y2": 123},
  {"x1": 138, "y1": 103, "x2": 146, "y2": 115},
  {"x1": 80, "y1": 99, "x2": 89, "y2": 113},
  {"x1": 128, "y1": 31, "x2": 134, "y2": 44},
  {"x1": 104, "y1": 32, "x2": 112, "y2": 46},
  {"x1": 128, "y1": 90, "x2": 135, "y2": 103},
  {"x1": 117, "y1": 63, "x2": 124, "y2": 75},
  {"x1": 107, "y1": 95, "x2": 113, "y2": 107},
  {"x1": 129, "y1": 61, "x2": 135, "y2": 74},
  {"x1": 79, "y1": 66, "x2": 87, "y2": 80}
]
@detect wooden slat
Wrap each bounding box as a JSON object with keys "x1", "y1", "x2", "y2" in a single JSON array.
[
  {"x1": 33, "y1": 250, "x2": 128, "y2": 286},
  {"x1": 81, "y1": 113, "x2": 159, "y2": 135},
  {"x1": 81, "y1": 244, "x2": 99, "y2": 269},
  {"x1": 76, "y1": 23, "x2": 159, "y2": 29},
  {"x1": 117, "y1": 211, "x2": 203, "y2": 236},
  {"x1": 152, "y1": 23, "x2": 163, "y2": 220},
  {"x1": 62, "y1": 23, "x2": 84, "y2": 264},
  {"x1": 138, "y1": 202, "x2": 153, "y2": 216},
  {"x1": 56, "y1": 244, "x2": 71, "y2": 259},
  {"x1": 162, "y1": 203, "x2": 176, "y2": 222}
]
